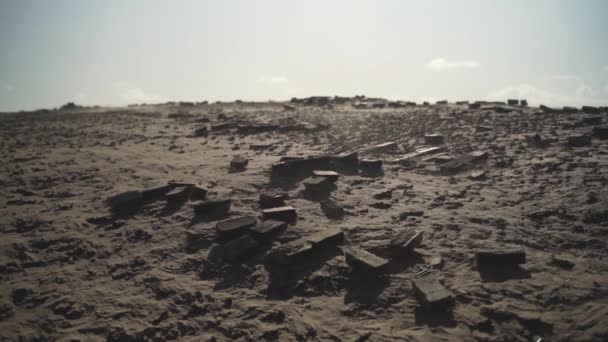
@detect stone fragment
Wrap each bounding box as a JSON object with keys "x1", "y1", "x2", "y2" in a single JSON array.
[
  {"x1": 332, "y1": 151, "x2": 359, "y2": 170},
  {"x1": 390, "y1": 229, "x2": 423, "y2": 252},
  {"x1": 312, "y1": 170, "x2": 339, "y2": 182},
  {"x1": 237, "y1": 124, "x2": 279, "y2": 135},
  {"x1": 582, "y1": 115, "x2": 602, "y2": 125},
  {"x1": 593, "y1": 126, "x2": 608, "y2": 139},
  {"x1": 262, "y1": 206, "x2": 297, "y2": 222},
  {"x1": 369, "y1": 142, "x2": 397, "y2": 152},
  {"x1": 194, "y1": 199, "x2": 231, "y2": 218},
  {"x1": 439, "y1": 150, "x2": 487, "y2": 174},
  {"x1": 582, "y1": 106, "x2": 600, "y2": 114},
  {"x1": 468, "y1": 170, "x2": 486, "y2": 180},
  {"x1": 193, "y1": 126, "x2": 208, "y2": 137},
  {"x1": 565, "y1": 134, "x2": 592, "y2": 147},
  {"x1": 424, "y1": 134, "x2": 444, "y2": 145},
  {"x1": 303, "y1": 177, "x2": 334, "y2": 193},
  {"x1": 215, "y1": 216, "x2": 257, "y2": 239},
  {"x1": 386, "y1": 146, "x2": 442, "y2": 164},
  {"x1": 307, "y1": 229, "x2": 344, "y2": 247},
  {"x1": 343, "y1": 247, "x2": 388, "y2": 271},
  {"x1": 230, "y1": 156, "x2": 249, "y2": 172},
  {"x1": 165, "y1": 185, "x2": 192, "y2": 203},
  {"x1": 142, "y1": 184, "x2": 176, "y2": 200},
  {"x1": 189, "y1": 186, "x2": 208, "y2": 201},
  {"x1": 320, "y1": 199, "x2": 345, "y2": 219},
  {"x1": 430, "y1": 256, "x2": 444, "y2": 268},
  {"x1": 475, "y1": 249, "x2": 526, "y2": 270},
  {"x1": 359, "y1": 159, "x2": 382, "y2": 174},
  {"x1": 259, "y1": 192, "x2": 287, "y2": 209},
  {"x1": 399, "y1": 210, "x2": 424, "y2": 220},
  {"x1": 272, "y1": 156, "x2": 331, "y2": 177},
  {"x1": 250, "y1": 219, "x2": 287, "y2": 238},
  {"x1": 210, "y1": 234, "x2": 259, "y2": 263},
  {"x1": 108, "y1": 191, "x2": 143, "y2": 214},
  {"x1": 412, "y1": 275, "x2": 453, "y2": 310}
]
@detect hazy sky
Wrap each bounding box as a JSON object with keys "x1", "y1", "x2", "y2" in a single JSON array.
[{"x1": 1, "y1": 0, "x2": 607, "y2": 111}]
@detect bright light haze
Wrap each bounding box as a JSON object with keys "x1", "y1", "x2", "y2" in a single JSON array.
[{"x1": 1, "y1": 0, "x2": 607, "y2": 111}]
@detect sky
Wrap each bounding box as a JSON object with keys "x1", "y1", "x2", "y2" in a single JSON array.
[{"x1": 1, "y1": 0, "x2": 607, "y2": 111}]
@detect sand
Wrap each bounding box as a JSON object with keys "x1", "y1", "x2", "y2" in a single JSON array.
[{"x1": 1, "y1": 99, "x2": 607, "y2": 341}]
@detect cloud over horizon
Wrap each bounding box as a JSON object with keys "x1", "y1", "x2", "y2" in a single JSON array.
[
  {"x1": 256, "y1": 76, "x2": 289, "y2": 84},
  {"x1": 487, "y1": 83, "x2": 607, "y2": 107},
  {"x1": 552, "y1": 74, "x2": 583, "y2": 81},
  {"x1": 427, "y1": 58, "x2": 480, "y2": 72}
]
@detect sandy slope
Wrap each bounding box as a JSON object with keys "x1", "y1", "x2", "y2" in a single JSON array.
[{"x1": 1, "y1": 100, "x2": 607, "y2": 341}]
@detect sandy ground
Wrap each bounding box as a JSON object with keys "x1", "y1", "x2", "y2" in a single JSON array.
[{"x1": 1, "y1": 100, "x2": 607, "y2": 341}]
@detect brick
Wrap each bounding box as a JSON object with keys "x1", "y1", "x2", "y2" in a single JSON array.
[
  {"x1": 412, "y1": 275, "x2": 453, "y2": 310},
  {"x1": 108, "y1": 191, "x2": 143, "y2": 213},
  {"x1": 258, "y1": 192, "x2": 287, "y2": 209},
  {"x1": 307, "y1": 229, "x2": 344, "y2": 247},
  {"x1": 343, "y1": 247, "x2": 388, "y2": 271},
  {"x1": 390, "y1": 229, "x2": 423, "y2": 252},
  {"x1": 476, "y1": 249, "x2": 526, "y2": 270},
  {"x1": 216, "y1": 216, "x2": 257, "y2": 239},
  {"x1": 165, "y1": 185, "x2": 192, "y2": 203},
  {"x1": 424, "y1": 134, "x2": 444, "y2": 145},
  {"x1": 262, "y1": 206, "x2": 297, "y2": 222},
  {"x1": 250, "y1": 219, "x2": 287, "y2": 238},
  {"x1": 194, "y1": 199, "x2": 231, "y2": 218}
]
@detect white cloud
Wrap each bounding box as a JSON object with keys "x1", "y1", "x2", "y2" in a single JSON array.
[
  {"x1": 256, "y1": 75, "x2": 289, "y2": 84},
  {"x1": 120, "y1": 88, "x2": 164, "y2": 103},
  {"x1": 114, "y1": 81, "x2": 164, "y2": 103},
  {"x1": 552, "y1": 74, "x2": 583, "y2": 82},
  {"x1": 75, "y1": 92, "x2": 88, "y2": 101},
  {"x1": 487, "y1": 83, "x2": 607, "y2": 107},
  {"x1": 427, "y1": 58, "x2": 480, "y2": 72},
  {"x1": 3, "y1": 84, "x2": 15, "y2": 92}
]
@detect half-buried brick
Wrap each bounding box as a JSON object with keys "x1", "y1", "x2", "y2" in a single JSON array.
[
  {"x1": 194, "y1": 199, "x2": 231, "y2": 219},
  {"x1": 262, "y1": 206, "x2": 297, "y2": 222},
  {"x1": 307, "y1": 229, "x2": 344, "y2": 247},
  {"x1": 259, "y1": 192, "x2": 287, "y2": 209},
  {"x1": 216, "y1": 216, "x2": 257, "y2": 239},
  {"x1": 108, "y1": 191, "x2": 143, "y2": 214},
  {"x1": 165, "y1": 185, "x2": 192, "y2": 203},
  {"x1": 222, "y1": 234, "x2": 259, "y2": 262},
  {"x1": 343, "y1": 247, "x2": 388, "y2": 272},
  {"x1": 412, "y1": 275, "x2": 454, "y2": 310},
  {"x1": 250, "y1": 219, "x2": 287, "y2": 239},
  {"x1": 390, "y1": 229, "x2": 423, "y2": 253},
  {"x1": 359, "y1": 159, "x2": 382, "y2": 174},
  {"x1": 190, "y1": 186, "x2": 208, "y2": 201},
  {"x1": 475, "y1": 249, "x2": 526, "y2": 270},
  {"x1": 303, "y1": 177, "x2": 334, "y2": 193}
]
